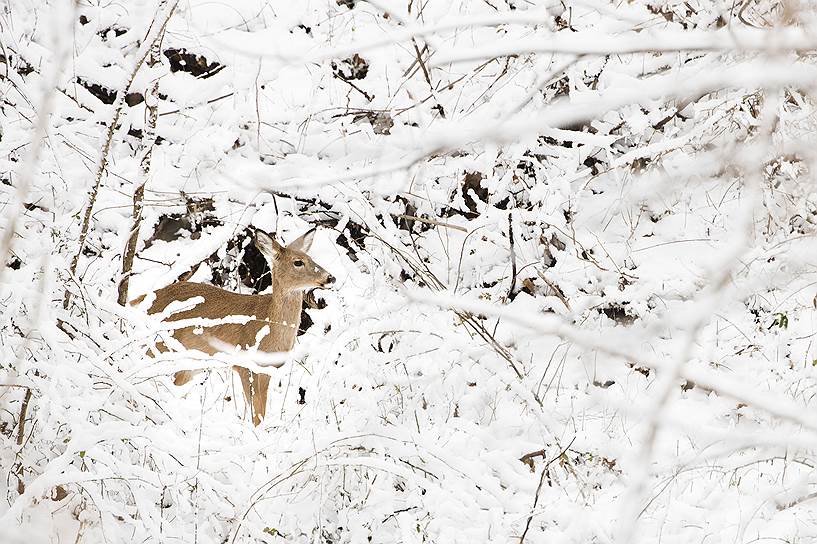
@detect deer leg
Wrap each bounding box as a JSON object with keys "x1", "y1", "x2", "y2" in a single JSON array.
[
  {"x1": 233, "y1": 367, "x2": 271, "y2": 426},
  {"x1": 234, "y1": 366, "x2": 256, "y2": 423},
  {"x1": 251, "y1": 372, "x2": 271, "y2": 427}
]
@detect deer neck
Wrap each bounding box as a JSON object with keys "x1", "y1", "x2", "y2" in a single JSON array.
[{"x1": 259, "y1": 279, "x2": 303, "y2": 353}]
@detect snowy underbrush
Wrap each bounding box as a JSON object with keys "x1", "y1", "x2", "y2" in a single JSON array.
[
  {"x1": 5, "y1": 170, "x2": 817, "y2": 543},
  {"x1": 4, "y1": 0, "x2": 817, "y2": 542}
]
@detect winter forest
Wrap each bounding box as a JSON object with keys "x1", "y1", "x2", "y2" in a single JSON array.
[{"x1": 3, "y1": 0, "x2": 817, "y2": 542}]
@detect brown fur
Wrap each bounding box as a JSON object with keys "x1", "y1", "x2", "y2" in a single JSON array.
[{"x1": 138, "y1": 229, "x2": 333, "y2": 426}]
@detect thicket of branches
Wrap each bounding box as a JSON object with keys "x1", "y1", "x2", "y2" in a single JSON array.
[{"x1": 3, "y1": 0, "x2": 817, "y2": 542}]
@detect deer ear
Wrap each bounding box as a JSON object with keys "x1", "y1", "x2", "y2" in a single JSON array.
[
  {"x1": 287, "y1": 228, "x2": 315, "y2": 252},
  {"x1": 254, "y1": 230, "x2": 284, "y2": 259}
]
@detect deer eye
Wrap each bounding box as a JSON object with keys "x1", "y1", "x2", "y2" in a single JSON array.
[{"x1": 293, "y1": 259, "x2": 304, "y2": 268}]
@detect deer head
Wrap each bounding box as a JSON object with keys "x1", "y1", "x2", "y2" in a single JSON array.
[{"x1": 254, "y1": 229, "x2": 335, "y2": 292}]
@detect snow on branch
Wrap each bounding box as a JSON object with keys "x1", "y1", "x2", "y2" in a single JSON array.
[{"x1": 433, "y1": 26, "x2": 817, "y2": 64}]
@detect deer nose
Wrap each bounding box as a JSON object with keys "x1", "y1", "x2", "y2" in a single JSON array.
[{"x1": 325, "y1": 274, "x2": 336, "y2": 285}]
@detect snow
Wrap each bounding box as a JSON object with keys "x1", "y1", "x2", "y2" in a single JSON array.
[{"x1": 4, "y1": 0, "x2": 817, "y2": 543}]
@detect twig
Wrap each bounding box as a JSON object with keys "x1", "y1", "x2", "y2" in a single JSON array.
[
  {"x1": 777, "y1": 491, "x2": 817, "y2": 511},
  {"x1": 16, "y1": 386, "x2": 31, "y2": 446},
  {"x1": 13, "y1": 382, "x2": 33, "y2": 495},
  {"x1": 411, "y1": 38, "x2": 433, "y2": 87},
  {"x1": 401, "y1": 42, "x2": 429, "y2": 78},
  {"x1": 519, "y1": 438, "x2": 575, "y2": 543},
  {"x1": 736, "y1": 0, "x2": 760, "y2": 27},
  {"x1": 535, "y1": 270, "x2": 571, "y2": 311},
  {"x1": 158, "y1": 92, "x2": 234, "y2": 116},
  {"x1": 333, "y1": 73, "x2": 373, "y2": 102},
  {"x1": 508, "y1": 212, "x2": 517, "y2": 300},
  {"x1": 393, "y1": 213, "x2": 467, "y2": 232}
]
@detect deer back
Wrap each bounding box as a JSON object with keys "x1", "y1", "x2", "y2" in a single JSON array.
[{"x1": 144, "y1": 281, "x2": 286, "y2": 354}]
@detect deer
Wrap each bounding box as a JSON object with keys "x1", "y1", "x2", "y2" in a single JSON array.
[{"x1": 133, "y1": 228, "x2": 334, "y2": 426}]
